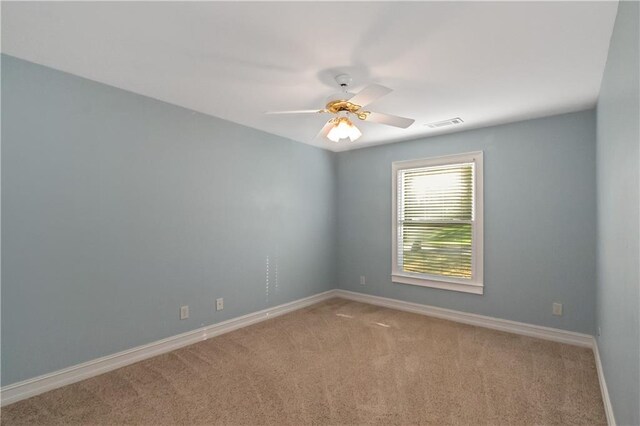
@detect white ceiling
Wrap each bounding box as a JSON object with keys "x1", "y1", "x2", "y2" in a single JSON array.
[{"x1": 2, "y1": 1, "x2": 618, "y2": 152}]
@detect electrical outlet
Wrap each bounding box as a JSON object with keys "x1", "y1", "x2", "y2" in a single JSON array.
[
  {"x1": 180, "y1": 305, "x2": 189, "y2": 320},
  {"x1": 360, "y1": 276, "x2": 366, "y2": 286},
  {"x1": 552, "y1": 302, "x2": 563, "y2": 316},
  {"x1": 216, "y1": 298, "x2": 224, "y2": 311},
  {"x1": 597, "y1": 327, "x2": 602, "y2": 337}
]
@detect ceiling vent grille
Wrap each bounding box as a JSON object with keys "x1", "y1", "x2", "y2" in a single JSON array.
[{"x1": 426, "y1": 117, "x2": 464, "y2": 128}]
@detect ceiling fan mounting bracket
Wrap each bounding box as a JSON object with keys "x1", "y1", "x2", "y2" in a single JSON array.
[{"x1": 334, "y1": 74, "x2": 352, "y2": 88}]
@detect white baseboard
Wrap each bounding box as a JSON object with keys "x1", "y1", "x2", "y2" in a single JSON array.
[
  {"x1": 0, "y1": 289, "x2": 337, "y2": 407},
  {"x1": 334, "y1": 290, "x2": 594, "y2": 347},
  {"x1": 593, "y1": 339, "x2": 616, "y2": 426}
]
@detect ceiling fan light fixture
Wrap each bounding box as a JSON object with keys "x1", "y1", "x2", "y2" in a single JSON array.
[
  {"x1": 347, "y1": 122, "x2": 362, "y2": 142},
  {"x1": 327, "y1": 117, "x2": 362, "y2": 142},
  {"x1": 265, "y1": 75, "x2": 414, "y2": 143}
]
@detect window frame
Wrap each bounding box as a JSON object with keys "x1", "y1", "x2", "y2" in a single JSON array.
[{"x1": 391, "y1": 151, "x2": 484, "y2": 295}]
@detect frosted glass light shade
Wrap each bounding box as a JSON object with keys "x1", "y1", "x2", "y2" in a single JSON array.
[{"x1": 327, "y1": 117, "x2": 362, "y2": 142}]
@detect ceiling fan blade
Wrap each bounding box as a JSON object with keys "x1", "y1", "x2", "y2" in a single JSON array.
[
  {"x1": 313, "y1": 120, "x2": 335, "y2": 142},
  {"x1": 265, "y1": 109, "x2": 325, "y2": 115},
  {"x1": 348, "y1": 84, "x2": 393, "y2": 108},
  {"x1": 365, "y1": 111, "x2": 415, "y2": 129}
]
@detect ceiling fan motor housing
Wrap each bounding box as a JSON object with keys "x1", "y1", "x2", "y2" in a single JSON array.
[{"x1": 325, "y1": 99, "x2": 369, "y2": 120}]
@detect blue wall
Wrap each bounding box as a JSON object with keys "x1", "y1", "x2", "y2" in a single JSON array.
[
  {"x1": 336, "y1": 110, "x2": 597, "y2": 334},
  {"x1": 596, "y1": 2, "x2": 640, "y2": 425},
  {"x1": 1, "y1": 55, "x2": 337, "y2": 386}
]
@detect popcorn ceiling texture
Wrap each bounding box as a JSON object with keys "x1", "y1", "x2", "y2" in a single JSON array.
[{"x1": 1, "y1": 299, "x2": 605, "y2": 425}]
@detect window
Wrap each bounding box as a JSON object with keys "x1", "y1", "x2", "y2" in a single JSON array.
[{"x1": 392, "y1": 152, "x2": 483, "y2": 294}]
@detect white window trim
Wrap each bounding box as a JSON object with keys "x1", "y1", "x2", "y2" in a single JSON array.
[{"x1": 391, "y1": 151, "x2": 484, "y2": 295}]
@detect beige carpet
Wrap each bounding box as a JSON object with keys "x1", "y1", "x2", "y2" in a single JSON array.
[{"x1": 1, "y1": 298, "x2": 605, "y2": 425}]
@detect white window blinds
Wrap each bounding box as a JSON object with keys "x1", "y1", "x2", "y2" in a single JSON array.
[{"x1": 397, "y1": 162, "x2": 475, "y2": 279}]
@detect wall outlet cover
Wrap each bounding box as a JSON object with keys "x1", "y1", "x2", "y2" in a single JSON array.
[
  {"x1": 180, "y1": 305, "x2": 189, "y2": 320},
  {"x1": 552, "y1": 302, "x2": 563, "y2": 316}
]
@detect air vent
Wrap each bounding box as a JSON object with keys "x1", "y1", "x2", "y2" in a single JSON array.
[{"x1": 426, "y1": 117, "x2": 464, "y2": 129}]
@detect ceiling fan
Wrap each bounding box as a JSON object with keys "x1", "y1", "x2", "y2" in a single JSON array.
[{"x1": 265, "y1": 74, "x2": 415, "y2": 143}]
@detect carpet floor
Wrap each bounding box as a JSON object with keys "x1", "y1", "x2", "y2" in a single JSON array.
[{"x1": 1, "y1": 298, "x2": 606, "y2": 425}]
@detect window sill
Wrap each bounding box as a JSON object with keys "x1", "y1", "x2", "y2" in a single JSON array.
[{"x1": 391, "y1": 274, "x2": 484, "y2": 295}]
